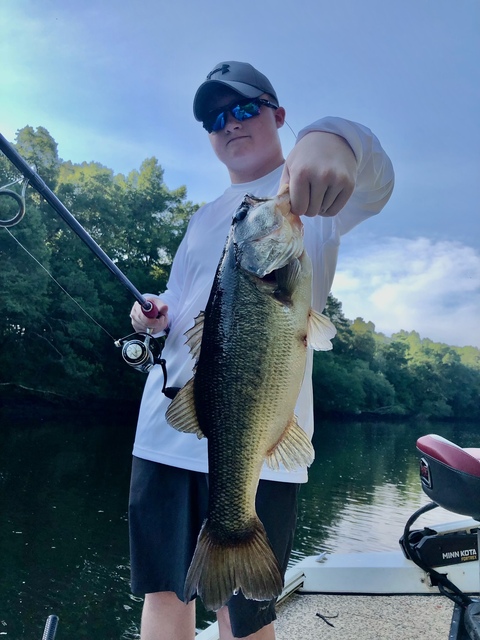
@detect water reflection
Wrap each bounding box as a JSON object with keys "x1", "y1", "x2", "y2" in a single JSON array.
[
  {"x1": 0, "y1": 406, "x2": 477, "y2": 637},
  {"x1": 292, "y1": 419, "x2": 478, "y2": 564},
  {"x1": 0, "y1": 407, "x2": 142, "y2": 639}
]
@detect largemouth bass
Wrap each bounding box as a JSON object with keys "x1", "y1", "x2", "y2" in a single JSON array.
[{"x1": 166, "y1": 185, "x2": 336, "y2": 611}]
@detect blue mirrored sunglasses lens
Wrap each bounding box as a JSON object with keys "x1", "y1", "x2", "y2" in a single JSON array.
[
  {"x1": 211, "y1": 112, "x2": 226, "y2": 132},
  {"x1": 232, "y1": 102, "x2": 261, "y2": 120},
  {"x1": 209, "y1": 101, "x2": 262, "y2": 132}
]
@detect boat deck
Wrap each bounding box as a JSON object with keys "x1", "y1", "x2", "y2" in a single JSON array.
[
  {"x1": 274, "y1": 593, "x2": 454, "y2": 639},
  {"x1": 197, "y1": 592, "x2": 456, "y2": 639},
  {"x1": 195, "y1": 538, "x2": 480, "y2": 639}
]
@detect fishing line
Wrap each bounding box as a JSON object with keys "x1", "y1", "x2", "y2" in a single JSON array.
[
  {"x1": 2, "y1": 216, "x2": 175, "y2": 383},
  {"x1": 2, "y1": 226, "x2": 116, "y2": 341},
  {"x1": 3, "y1": 223, "x2": 175, "y2": 384},
  {"x1": 0, "y1": 134, "x2": 174, "y2": 377},
  {"x1": 284, "y1": 120, "x2": 297, "y2": 138}
]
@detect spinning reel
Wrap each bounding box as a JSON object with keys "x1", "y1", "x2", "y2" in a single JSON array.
[
  {"x1": 115, "y1": 330, "x2": 165, "y2": 373},
  {"x1": 114, "y1": 331, "x2": 179, "y2": 399}
]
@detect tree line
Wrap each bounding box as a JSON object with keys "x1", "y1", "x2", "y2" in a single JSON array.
[
  {"x1": 1, "y1": 126, "x2": 479, "y2": 420},
  {"x1": 315, "y1": 297, "x2": 480, "y2": 420}
]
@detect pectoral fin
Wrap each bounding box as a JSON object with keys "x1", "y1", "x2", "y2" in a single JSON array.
[
  {"x1": 265, "y1": 416, "x2": 315, "y2": 471},
  {"x1": 165, "y1": 378, "x2": 205, "y2": 439},
  {"x1": 307, "y1": 310, "x2": 336, "y2": 351}
]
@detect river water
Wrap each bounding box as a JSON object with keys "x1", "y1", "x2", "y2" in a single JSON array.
[{"x1": 0, "y1": 406, "x2": 478, "y2": 638}]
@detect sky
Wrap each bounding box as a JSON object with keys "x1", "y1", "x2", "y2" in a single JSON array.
[{"x1": 1, "y1": 0, "x2": 479, "y2": 347}]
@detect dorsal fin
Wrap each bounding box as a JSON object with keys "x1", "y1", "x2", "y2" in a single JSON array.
[{"x1": 184, "y1": 311, "x2": 205, "y2": 363}]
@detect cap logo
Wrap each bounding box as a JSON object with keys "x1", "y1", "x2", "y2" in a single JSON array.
[{"x1": 207, "y1": 64, "x2": 230, "y2": 80}]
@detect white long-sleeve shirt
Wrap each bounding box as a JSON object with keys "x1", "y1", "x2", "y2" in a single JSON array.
[{"x1": 132, "y1": 117, "x2": 394, "y2": 483}]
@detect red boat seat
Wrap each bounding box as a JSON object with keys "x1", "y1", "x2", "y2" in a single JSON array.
[{"x1": 416, "y1": 434, "x2": 480, "y2": 521}]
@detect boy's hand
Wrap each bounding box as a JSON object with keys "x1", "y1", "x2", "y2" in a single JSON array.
[
  {"x1": 281, "y1": 131, "x2": 357, "y2": 218},
  {"x1": 130, "y1": 296, "x2": 169, "y2": 333}
]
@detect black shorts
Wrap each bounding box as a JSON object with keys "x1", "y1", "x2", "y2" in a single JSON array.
[{"x1": 128, "y1": 456, "x2": 299, "y2": 637}]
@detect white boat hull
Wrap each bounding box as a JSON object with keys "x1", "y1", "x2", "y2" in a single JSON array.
[{"x1": 296, "y1": 549, "x2": 479, "y2": 595}]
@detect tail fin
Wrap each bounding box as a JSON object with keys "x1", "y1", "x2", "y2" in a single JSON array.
[{"x1": 184, "y1": 517, "x2": 283, "y2": 612}]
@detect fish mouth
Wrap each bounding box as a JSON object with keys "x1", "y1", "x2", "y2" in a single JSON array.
[
  {"x1": 253, "y1": 265, "x2": 296, "y2": 305},
  {"x1": 258, "y1": 269, "x2": 278, "y2": 284}
]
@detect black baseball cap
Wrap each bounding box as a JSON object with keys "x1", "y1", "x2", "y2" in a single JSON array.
[{"x1": 193, "y1": 61, "x2": 279, "y2": 122}]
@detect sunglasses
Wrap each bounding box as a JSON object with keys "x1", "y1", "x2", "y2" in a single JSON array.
[{"x1": 203, "y1": 98, "x2": 278, "y2": 133}]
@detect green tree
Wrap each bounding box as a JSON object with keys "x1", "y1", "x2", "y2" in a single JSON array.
[
  {"x1": 323, "y1": 294, "x2": 354, "y2": 355},
  {"x1": 457, "y1": 346, "x2": 480, "y2": 370},
  {"x1": 350, "y1": 317, "x2": 377, "y2": 364},
  {"x1": 355, "y1": 364, "x2": 396, "y2": 413},
  {"x1": 313, "y1": 351, "x2": 365, "y2": 414},
  {"x1": 15, "y1": 126, "x2": 60, "y2": 189},
  {"x1": 0, "y1": 127, "x2": 197, "y2": 400}
]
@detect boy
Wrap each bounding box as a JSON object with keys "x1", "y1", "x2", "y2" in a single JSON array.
[{"x1": 129, "y1": 61, "x2": 394, "y2": 640}]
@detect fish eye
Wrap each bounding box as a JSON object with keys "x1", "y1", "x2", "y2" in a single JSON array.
[
  {"x1": 233, "y1": 194, "x2": 267, "y2": 224},
  {"x1": 233, "y1": 202, "x2": 249, "y2": 223}
]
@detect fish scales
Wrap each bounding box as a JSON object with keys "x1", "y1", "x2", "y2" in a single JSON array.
[
  {"x1": 166, "y1": 187, "x2": 336, "y2": 611},
  {"x1": 195, "y1": 253, "x2": 307, "y2": 534}
]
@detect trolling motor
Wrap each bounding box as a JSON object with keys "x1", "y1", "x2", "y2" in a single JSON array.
[
  {"x1": 400, "y1": 434, "x2": 480, "y2": 639},
  {"x1": 0, "y1": 132, "x2": 179, "y2": 397}
]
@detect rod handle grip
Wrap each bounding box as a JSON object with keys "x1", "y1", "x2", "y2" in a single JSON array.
[{"x1": 141, "y1": 300, "x2": 161, "y2": 319}]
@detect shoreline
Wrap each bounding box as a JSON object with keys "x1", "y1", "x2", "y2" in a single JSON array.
[{"x1": 2, "y1": 383, "x2": 479, "y2": 425}]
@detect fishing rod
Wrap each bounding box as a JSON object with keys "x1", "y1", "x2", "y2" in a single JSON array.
[
  {"x1": 0, "y1": 133, "x2": 158, "y2": 316},
  {"x1": 41, "y1": 614, "x2": 59, "y2": 640},
  {"x1": 0, "y1": 132, "x2": 177, "y2": 383}
]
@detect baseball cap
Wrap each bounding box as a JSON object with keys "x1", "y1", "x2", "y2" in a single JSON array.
[{"x1": 193, "y1": 61, "x2": 279, "y2": 122}]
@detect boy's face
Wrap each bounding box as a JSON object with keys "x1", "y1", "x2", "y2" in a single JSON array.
[{"x1": 204, "y1": 87, "x2": 286, "y2": 183}]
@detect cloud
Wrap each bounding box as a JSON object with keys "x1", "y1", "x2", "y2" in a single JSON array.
[{"x1": 332, "y1": 237, "x2": 480, "y2": 348}]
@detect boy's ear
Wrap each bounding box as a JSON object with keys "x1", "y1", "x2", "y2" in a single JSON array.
[{"x1": 275, "y1": 107, "x2": 286, "y2": 128}]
